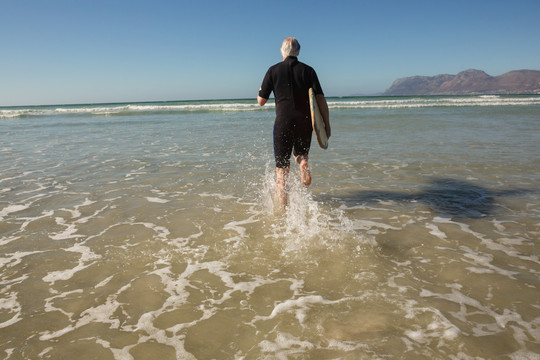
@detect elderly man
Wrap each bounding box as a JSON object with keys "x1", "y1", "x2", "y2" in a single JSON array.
[{"x1": 258, "y1": 37, "x2": 330, "y2": 211}]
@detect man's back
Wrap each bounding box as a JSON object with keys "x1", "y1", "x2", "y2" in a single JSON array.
[{"x1": 260, "y1": 56, "x2": 323, "y2": 129}]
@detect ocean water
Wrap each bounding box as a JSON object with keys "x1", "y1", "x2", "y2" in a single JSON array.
[{"x1": 1, "y1": 95, "x2": 539, "y2": 359}]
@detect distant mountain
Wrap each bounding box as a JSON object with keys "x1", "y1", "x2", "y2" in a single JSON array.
[{"x1": 383, "y1": 69, "x2": 540, "y2": 96}]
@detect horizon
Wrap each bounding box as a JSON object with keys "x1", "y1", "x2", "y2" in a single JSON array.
[
  {"x1": 3, "y1": 67, "x2": 539, "y2": 108},
  {"x1": 3, "y1": 92, "x2": 540, "y2": 111},
  {"x1": 3, "y1": 67, "x2": 540, "y2": 108},
  {"x1": 2, "y1": 0, "x2": 540, "y2": 107}
]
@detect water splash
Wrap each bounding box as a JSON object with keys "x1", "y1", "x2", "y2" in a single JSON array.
[{"x1": 258, "y1": 163, "x2": 366, "y2": 255}]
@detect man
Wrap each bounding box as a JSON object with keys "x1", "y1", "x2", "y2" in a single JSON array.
[{"x1": 258, "y1": 37, "x2": 330, "y2": 211}]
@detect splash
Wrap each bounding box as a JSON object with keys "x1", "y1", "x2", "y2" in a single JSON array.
[{"x1": 258, "y1": 163, "x2": 363, "y2": 254}]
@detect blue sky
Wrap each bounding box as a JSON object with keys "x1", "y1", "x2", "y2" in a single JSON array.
[{"x1": 1, "y1": 0, "x2": 539, "y2": 106}]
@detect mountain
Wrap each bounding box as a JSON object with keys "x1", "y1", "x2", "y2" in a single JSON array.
[{"x1": 383, "y1": 69, "x2": 540, "y2": 96}]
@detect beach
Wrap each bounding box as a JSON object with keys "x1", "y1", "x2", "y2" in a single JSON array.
[{"x1": 1, "y1": 95, "x2": 539, "y2": 359}]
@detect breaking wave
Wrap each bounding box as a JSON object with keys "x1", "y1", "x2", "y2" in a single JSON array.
[{"x1": 2, "y1": 95, "x2": 539, "y2": 119}]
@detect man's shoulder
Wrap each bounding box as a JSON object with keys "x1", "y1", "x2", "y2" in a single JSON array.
[
  {"x1": 265, "y1": 59, "x2": 317, "y2": 77},
  {"x1": 299, "y1": 61, "x2": 316, "y2": 71},
  {"x1": 268, "y1": 60, "x2": 315, "y2": 71},
  {"x1": 268, "y1": 61, "x2": 286, "y2": 71}
]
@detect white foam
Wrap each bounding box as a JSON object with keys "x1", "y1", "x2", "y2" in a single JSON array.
[
  {"x1": 42, "y1": 244, "x2": 101, "y2": 284},
  {"x1": 136, "y1": 222, "x2": 170, "y2": 241},
  {"x1": 95, "y1": 275, "x2": 114, "y2": 288},
  {"x1": 328, "y1": 95, "x2": 540, "y2": 109},
  {"x1": 0, "y1": 235, "x2": 20, "y2": 247},
  {"x1": 257, "y1": 295, "x2": 340, "y2": 323},
  {"x1": 146, "y1": 196, "x2": 170, "y2": 203},
  {"x1": 0, "y1": 292, "x2": 22, "y2": 328},
  {"x1": 425, "y1": 223, "x2": 447, "y2": 239},
  {"x1": 0, "y1": 101, "x2": 273, "y2": 119},
  {"x1": 43, "y1": 289, "x2": 83, "y2": 317},
  {"x1": 419, "y1": 286, "x2": 537, "y2": 337},
  {"x1": 4, "y1": 95, "x2": 538, "y2": 119},
  {"x1": 259, "y1": 332, "x2": 315, "y2": 358},
  {"x1": 350, "y1": 219, "x2": 402, "y2": 233},
  {"x1": 37, "y1": 324, "x2": 73, "y2": 341},
  {"x1": 223, "y1": 215, "x2": 259, "y2": 244},
  {"x1": 0, "y1": 204, "x2": 29, "y2": 221},
  {"x1": 403, "y1": 304, "x2": 461, "y2": 347},
  {"x1": 49, "y1": 217, "x2": 85, "y2": 240},
  {"x1": 199, "y1": 192, "x2": 236, "y2": 200},
  {"x1": 125, "y1": 102, "x2": 265, "y2": 112},
  {"x1": 1, "y1": 250, "x2": 43, "y2": 270},
  {"x1": 434, "y1": 217, "x2": 540, "y2": 268},
  {"x1": 40, "y1": 285, "x2": 128, "y2": 341},
  {"x1": 508, "y1": 350, "x2": 540, "y2": 360},
  {"x1": 387, "y1": 276, "x2": 409, "y2": 293},
  {"x1": 73, "y1": 202, "x2": 103, "y2": 224}
]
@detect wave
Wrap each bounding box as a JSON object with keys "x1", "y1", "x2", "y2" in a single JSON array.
[
  {"x1": 0, "y1": 101, "x2": 272, "y2": 119},
  {"x1": 328, "y1": 95, "x2": 540, "y2": 109},
  {"x1": 1, "y1": 95, "x2": 539, "y2": 119}
]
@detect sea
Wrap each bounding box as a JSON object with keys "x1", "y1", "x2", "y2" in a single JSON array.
[{"x1": 1, "y1": 95, "x2": 539, "y2": 359}]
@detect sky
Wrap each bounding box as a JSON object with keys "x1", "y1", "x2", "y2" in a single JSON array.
[{"x1": 1, "y1": 0, "x2": 539, "y2": 106}]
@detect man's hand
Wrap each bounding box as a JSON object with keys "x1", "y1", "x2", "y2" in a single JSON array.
[
  {"x1": 257, "y1": 95, "x2": 267, "y2": 106},
  {"x1": 257, "y1": 88, "x2": 268, "y2": 106}
]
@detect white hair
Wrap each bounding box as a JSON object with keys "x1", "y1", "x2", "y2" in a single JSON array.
[{"x1": 280, "y1": 37, "x2": 300, "y2": 57}]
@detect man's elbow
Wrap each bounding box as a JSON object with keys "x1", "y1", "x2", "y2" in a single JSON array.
[{"x1": 257, "y1": 96, "x2": 268, "y2": 106}]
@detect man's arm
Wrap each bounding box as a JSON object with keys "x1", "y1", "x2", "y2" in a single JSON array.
[
  {"x1": 316, "y1": 94, "x2": 331, "y2": 138},
  {"x1": 257, "y1": 95, "x2": 268, "y2": 106}
]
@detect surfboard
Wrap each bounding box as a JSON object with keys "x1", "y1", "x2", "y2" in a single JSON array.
[{"x1": 309, "y1": 88, "x2": 328, "y2": 149}]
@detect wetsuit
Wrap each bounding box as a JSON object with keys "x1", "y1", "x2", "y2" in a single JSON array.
[{"x1": 259, "y1": 56, "x2": 324, "y2": 168}]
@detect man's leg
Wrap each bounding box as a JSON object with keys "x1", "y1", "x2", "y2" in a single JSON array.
[
  {"x1": 276, "y1": 167, "x2": 290, "y2": 211},
  {"x1": 294, "y1": 154, "x2": 311, "y2": 187}
]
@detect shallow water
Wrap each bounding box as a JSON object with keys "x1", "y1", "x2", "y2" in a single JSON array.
[{"x1": 1, "y1": 96, "x2": 539, "y2": 359}]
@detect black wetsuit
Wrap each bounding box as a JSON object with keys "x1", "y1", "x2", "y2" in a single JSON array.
[{"x1": 259, "y1": 56, "x2": 324, "y2": 168}]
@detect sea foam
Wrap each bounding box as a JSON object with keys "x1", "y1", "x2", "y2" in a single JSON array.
[{"x1": 2, "y1": 95, "x2": 539, "y2": 119}]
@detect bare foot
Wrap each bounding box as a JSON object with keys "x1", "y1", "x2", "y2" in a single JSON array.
[{"x1": 299, "y1": 160, "x2": 311, "y2": 187}]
